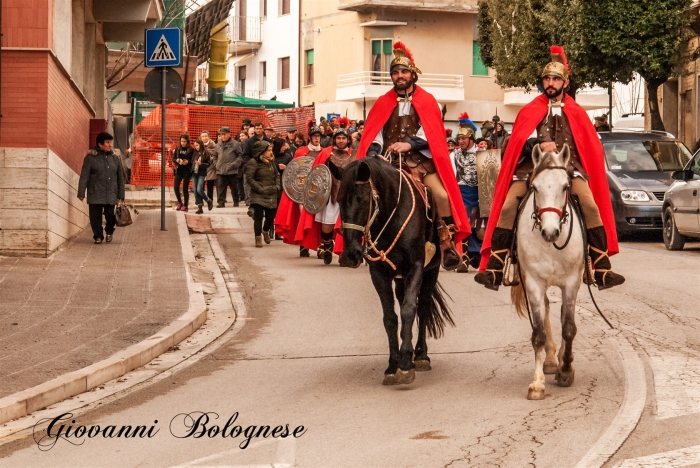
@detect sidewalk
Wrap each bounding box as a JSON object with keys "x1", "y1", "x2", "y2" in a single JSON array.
[{"x1": 0, "y1": 211, "x2": 190, "y2": 400}]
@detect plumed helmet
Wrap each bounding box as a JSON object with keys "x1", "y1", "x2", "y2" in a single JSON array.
[
  {"x1": 542, "y1": 45, "x2": 570, "y2": 80},
  {"x1": 458, "y1": 112, "x2": 477, "y2": 132},
  {"x1": 390, "y1": 42, "x2": 422, "y2": 74},
  {"x1": 447, "y1": 137, "x2": 457, "y2": 146},
  {"x1": 307, "y1": 119, "x2": 322, "y2": 137},
  {"x1": 457, "y1": 126, "x2": 476, "y2": 140}
]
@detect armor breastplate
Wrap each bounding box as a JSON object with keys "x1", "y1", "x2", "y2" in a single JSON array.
[
  {"x1": 536, "y1": 113, "x2": 587, "y2": 177},
  {"x1": 307, "y1": 149, "x2": 322, "y2": 159},
  {"x1": 328, "y1": 149, "x2": 354, "y2": 204},
  {"x1": 383, "y1": 104, "x2": 421, "y2": 147}
]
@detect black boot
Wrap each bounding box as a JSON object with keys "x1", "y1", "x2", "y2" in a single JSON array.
[
  {"x1": 474, "y1": 227, "x2": 513, "y2": 291},
  {"x1": 195, "y1": 204, "x2": 203, "y2": 214},
  {"x1": 438, "y1": 217, "x2": 461, "y2": 271},
  {"x1": 456, "y1": 239, "x2": 470, "y2": 273},
  {"x1": 300, "y1": 246, "x2": 310, "y2": 258},
  {"x1": 587, "y1": 226, "x2": 625, "y2": 290},
  {"x1": 319, "y1": 231, "x2": 334, "y2": 265}
]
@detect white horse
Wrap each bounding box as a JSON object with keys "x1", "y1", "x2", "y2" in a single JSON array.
[{"x1": 511, "y1": 144, "x2": 585, "y2": 400}]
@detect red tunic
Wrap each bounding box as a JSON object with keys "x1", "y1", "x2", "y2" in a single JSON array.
[
  {"x1": 274, "y1": 145, "x2": 317, "y2": 245},
  {"x1": 355, "y1": 85, "x2": 471, "y2": 248},
  {"x1": 294, "y1": 146, "x2": 351, "y2": 254},
  {"x1": 479, "y1": 94, "x2": 618, "y2": 271}
]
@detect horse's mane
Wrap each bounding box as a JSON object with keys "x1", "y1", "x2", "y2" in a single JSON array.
[{"x1": 529, "y1": 151, "x2": 567, "y2": 182}]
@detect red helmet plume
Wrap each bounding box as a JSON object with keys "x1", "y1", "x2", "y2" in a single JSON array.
[
  {"x1": 550, "y1": 46, "x2": 570, "y2": 74},
  {"x1": 338, "y1": 117, "x2": 350, "y2": 129},
  {"x1": 392, "y1": 41, "x2": 415, "y2": 65},
  {"x1": 307, "y1": 119, "x2": 316, "y2": 134}
]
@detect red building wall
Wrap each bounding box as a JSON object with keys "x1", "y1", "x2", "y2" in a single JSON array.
[{"x1": 1, "y1": 0, "x2": 51, "y2": 48}]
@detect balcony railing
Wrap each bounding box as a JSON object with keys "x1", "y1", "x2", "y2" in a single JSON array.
[
  {"x1": 338, "y1": 0, "x2": 478, "y2": 13},
  {"x1": 338, "y1": 71, "x2": 463, "y2": 89},
  {"x1": 228, "y1": 15, "x2": 262, "y2": 44}
]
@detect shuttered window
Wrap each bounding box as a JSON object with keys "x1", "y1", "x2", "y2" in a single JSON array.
[
  {"x1": 472, "y1": 42, "x2": 489, "y2": 76},
  {"x1": 280, "y1": 57, "x2": 290, "y2": 90},
  {"x1": 305, "y1": 50, "x2": 314, "y2": 85},
  {"x1": 280, "y1": 0, "x2": 290, "y2": 15}
]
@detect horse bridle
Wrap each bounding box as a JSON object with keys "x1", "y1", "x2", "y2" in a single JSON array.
[
  {"x1": 342, "y1": 179, "x2": 380, "y2": 242},
  {"x1": 529, "y1": 166, "x2": 573, "y2": 250}
]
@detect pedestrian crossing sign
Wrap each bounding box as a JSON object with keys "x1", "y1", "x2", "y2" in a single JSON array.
[{"x1": 145, "y1": 28, "x2": 182, "y2": 67}]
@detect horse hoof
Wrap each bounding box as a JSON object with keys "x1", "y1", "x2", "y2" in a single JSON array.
[
  {"x1": 396, "y1": 368, "x2": 416, "y2": 385},
  {"x1": 555, "y1": 368, "x2": 575, "y2": 387},
  {"x1": 543, "y1": 362, "x2": 558, "y2": 375},
  {"x1": 414, "y1": 360, "x2": 432, "y2": 371},
  {"x1": 382, "y1": 374, "x2": 399, "y2": 385},
  {"x1": 527, "y1": 385, "x2": 546, "y2": 400}
]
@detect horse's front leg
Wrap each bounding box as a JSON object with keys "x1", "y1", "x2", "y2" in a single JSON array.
[
  {"x1": 395, "y1": 263, "x2": 423, "y2": 385},
  {"x1": 370, "y1": 269, "x2": 400, "y2": 385},
  {"x1": 543, "y1": 295, "x2": 558, "y2": 374},
  {"x1": 556, "y1": 282, "x2": 579, "y2": 387},
  {"x1": 526, "y1": 278, "x2": 548, "y2": 400}
]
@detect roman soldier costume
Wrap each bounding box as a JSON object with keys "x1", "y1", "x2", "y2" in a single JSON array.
[
  {"x1": 296, "y1": 126, "x2": 354, "y2": 264},
  {"x1": 475, "y1": 46, "x2": 625, "y2": 291},
  {"x1": 274, "y1": 120, "x2": 324, "y2": 257},
  {"x1": 355, "y1": 42, "x2": 470, "y2": 270}
]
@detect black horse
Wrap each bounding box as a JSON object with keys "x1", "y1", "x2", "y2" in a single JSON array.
[{"x1": 329, "y1": 156, "x2": 454, "y2": 385}]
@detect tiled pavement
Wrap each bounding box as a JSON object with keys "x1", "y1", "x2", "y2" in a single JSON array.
[{"x1": 0, "y1": 211, "x2": 188, "y2": 398}]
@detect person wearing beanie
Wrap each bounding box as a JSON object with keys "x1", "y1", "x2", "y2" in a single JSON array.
[{"x1": 245, "y1": 140, "x2": 280, "y2": 248}]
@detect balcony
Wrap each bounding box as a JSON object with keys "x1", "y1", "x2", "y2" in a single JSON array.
[
  {"x1": 228, "y1": 16, "x2": 262, "y2": 55},
  {"x1": 504, "y1": 87, "x2": 613, "y2": 110},
  {"x1": 336, "y1": 71, "x2": 464, "y2": 103},
  {"x1": 338, "y1": 0, "x2": 478, "y2": 13}
]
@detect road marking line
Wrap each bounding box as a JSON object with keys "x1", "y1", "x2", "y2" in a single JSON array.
[
  {"x1": 574, "y1": 328, "x2": 646, "y2": 468},
  {"x1": 613, "y1": 444, "x2": 700, "y2": 468},
  {"x1": 640, "y1": 339, "x2": 700, "y2": 420}
]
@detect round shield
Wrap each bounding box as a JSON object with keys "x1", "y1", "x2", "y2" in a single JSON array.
[
  {"x1": 283, "y1": 156, "x2": 314, "y2": 204},
  {"x1": 302, "y1": 165, "x2": 333, "y2": 214}
]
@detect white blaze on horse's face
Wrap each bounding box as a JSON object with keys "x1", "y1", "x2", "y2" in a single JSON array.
[{"x1": 530, "y1": 145, "x2": 571, "y2": 243}]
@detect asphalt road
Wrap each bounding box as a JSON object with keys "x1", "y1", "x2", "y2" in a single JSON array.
[{"x1": 1, "y1": 212, "x2": 698, "y2": 468}]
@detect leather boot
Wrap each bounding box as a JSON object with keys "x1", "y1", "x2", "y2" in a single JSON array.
[
  {"x1": 587, "y1": 226, "x2": 625, "y2": 290},
  {"x1": 456, "y1": 240, "x2": 470, "y2": 273},
  {"x1": 437, "y1": 217, "x2": 460, "y2": 271},
  {"x1": 300, "y1": 246, "x2": 310, "y2": 257},
  {"x1": 474, "y1": 227, "x2": 513, "y2": 291},
  {"x1": 262, "y1": 230, "x2": 271, "y2": 244},
  {"x1": 319, "y1": 231, "x2": 334, "y2": 265},
  {"x1": 255, "y1": 236, "x2": 263, "y2": 248}
]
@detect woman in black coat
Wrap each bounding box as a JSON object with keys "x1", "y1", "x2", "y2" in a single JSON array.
[
  {"x1": 173, "y1": 134, "x2": 194, "y2": 211},
  {"x1": 245, "y1": 140, "x2": 280, "y2": 248}
]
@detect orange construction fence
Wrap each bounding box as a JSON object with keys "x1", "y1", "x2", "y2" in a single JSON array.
[
  {"x1": 266, "y1": 106, "x2": 316, "y2": 139},
  {"x1": 131, "y1": 104, "x2": 270, "y2": 186}
]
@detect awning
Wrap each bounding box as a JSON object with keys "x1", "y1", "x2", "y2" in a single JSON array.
[{"x1": 221, "y1": 95, "x2": 294, "y2": 109}]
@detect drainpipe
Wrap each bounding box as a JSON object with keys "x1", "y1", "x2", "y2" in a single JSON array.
[
  {"x1": 297, "y1": 0, "x2": 302, "y2": 109},
  {"x1": 206, "y1": 21, "x2": 230, "y2": 105}
]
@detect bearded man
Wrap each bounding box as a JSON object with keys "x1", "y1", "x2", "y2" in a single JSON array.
[
  {"x1": 355, "y1": 42, "x2": 470, "y2": 270},
  {"x1": 475, "y1": 46, "x2": 624, "y2": 291},
  {"x1": 274, "y1": 120, "x2": 324, "y2": 257}
]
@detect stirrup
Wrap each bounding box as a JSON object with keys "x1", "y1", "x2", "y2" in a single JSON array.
[{"x1": 502, "y1": 255, "x2": 520, "y2": 287}]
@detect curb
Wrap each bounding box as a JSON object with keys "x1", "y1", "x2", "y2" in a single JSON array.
[{"x1": 0, "y1": 212, "x2": 207, "y2": 425}]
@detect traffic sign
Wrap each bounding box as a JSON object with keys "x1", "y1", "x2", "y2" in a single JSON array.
[
  {"x1": 145, "y1": 28, "x2": 182, "y2": 67},
  {"x1": 144, "y1": 67, "x2": 183, "y2": 104}
]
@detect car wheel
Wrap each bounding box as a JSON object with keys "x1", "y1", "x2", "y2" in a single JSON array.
[{"x1": 663, "y1": 207, "x2": 686, "y2": 251}]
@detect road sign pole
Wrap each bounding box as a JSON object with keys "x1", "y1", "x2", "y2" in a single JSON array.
[{"x1": 161, "y1": 66, "x2": 167, "y2": 231}]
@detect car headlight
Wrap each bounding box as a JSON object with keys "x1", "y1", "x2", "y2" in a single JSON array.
[{"x1": 621, "y1": 190, "x2": 650, "y2": 202}]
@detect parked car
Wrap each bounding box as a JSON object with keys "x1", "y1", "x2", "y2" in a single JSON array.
[
  {"x1": 662, "y1": 150, "x2": 700, "y2": 250},
  {"x1": 599, "y1": 131, "x2": 693, "y2": 236}
]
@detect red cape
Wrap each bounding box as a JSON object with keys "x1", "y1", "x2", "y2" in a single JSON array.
[
  {"x1": 479, "y1": 93, "x2": 618, "y2": 271},
  {"x1": 356, "y1": 85, "x2": 470, "y2": 247},
  {"x1": 294, "y1": 146, "x2": 350, "y2": 254},
  {"x1": 274, "y1": 146, "x2": 315, "y2": 245}
]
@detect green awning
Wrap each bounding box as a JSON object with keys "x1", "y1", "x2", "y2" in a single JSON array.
[{"x1": 221, "y1": 94, "x2": 294, "y2": 109}]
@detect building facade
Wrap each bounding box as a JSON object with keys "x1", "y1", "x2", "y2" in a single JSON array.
[{"x1": 0, "y1": 0, "x2": 162, "y2": 256}]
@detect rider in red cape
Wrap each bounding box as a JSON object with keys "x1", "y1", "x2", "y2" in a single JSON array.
[
  {"x1": 356, "y1": 42, "x2": 470, "y2": 270},
  {"x1": 274, "y1": 121, "x2": 325, "y2": 257},
  {"x1": 476, "y1": 46, "x2": 624, "y2": 291}
]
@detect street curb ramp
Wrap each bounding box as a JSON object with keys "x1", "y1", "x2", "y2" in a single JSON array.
[{"x1": 0, "y1": 213, "x2": 207, "y2": 425}]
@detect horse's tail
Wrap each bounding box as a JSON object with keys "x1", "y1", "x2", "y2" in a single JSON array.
[
  {"x1": 426, "y1": 281, "x2": 455, "y2": 339},
  {"x1": 511, "y1": 274, "x2": 529, "y2": 319}
]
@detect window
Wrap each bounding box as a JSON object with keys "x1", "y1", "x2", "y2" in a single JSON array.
[
  {"x1": 237, "y1": 65, "x2": 246, "y2": 95},
  {"x1": 261, "y1": 0, "x2": 267, "y2": 18},
  {"x1": 260, "y1": 61, "x2": 267, "y2": 93},
  {"x1": 472, "y1": 42, "x2": 489, "y2": 76},
  {"x1": 279, "y1": 57, "x2": 290, "y2": 90},
  {"x1": 305, "y1": 49, "x2": 314, "y2": 85},
  {"x1": 279, "y1": 0, "x2": 290, "y2": 15},
  {"x1": 371, "y1": 39, "x2": 392, "y2": 84}
]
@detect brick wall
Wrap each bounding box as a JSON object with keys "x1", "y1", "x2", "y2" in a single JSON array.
[
  {"x1": 47, "y1": 57, "x2": 92, "y2": 174},
  {"x1": 1, "y1": 0, "x2": 50, "y2": 48}
]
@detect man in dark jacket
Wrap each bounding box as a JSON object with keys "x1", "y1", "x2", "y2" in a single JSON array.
[
  {"x1": 78, "y1": 132, "x2": 125, "y2": 244},
  {"x1": 216, "y1": 127, "x2": 244, "y2": 207}
]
